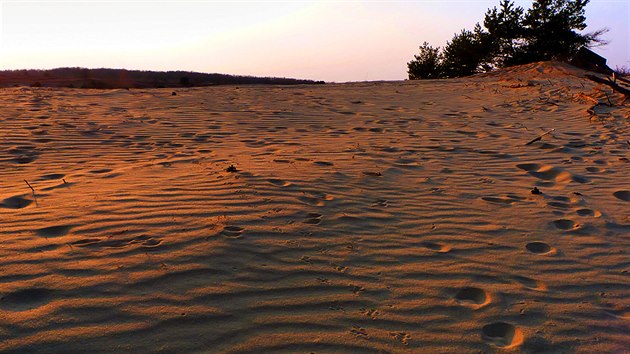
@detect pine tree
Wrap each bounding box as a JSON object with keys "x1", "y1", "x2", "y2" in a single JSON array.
[
  {"x1": 520, "y1": 0, "x2": 591, "y2": 61},
  {"x1": 407, "y1": 0, "x2": 607, "y2": 80},
  {"x1": 441, "y1": 28, "x2": 488, "y2": 78},
  {"x1": 483, "y1": 0, "x2": 525, "y2": 67},
  {"x1": 407, "y1": 42, "x2": 443, "y2": 79}
]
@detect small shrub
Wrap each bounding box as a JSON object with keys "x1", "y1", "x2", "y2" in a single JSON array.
[
  {"x1": 615, "y1": 66, "x2": 630, "y2": 77},
  {"x1": 407, "y1": 42, "x2": 443, "y2": 79}
]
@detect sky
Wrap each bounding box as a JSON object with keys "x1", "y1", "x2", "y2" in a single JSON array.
[{"x1": 0, "y1": 0, "x2": 628, "y2": 82}]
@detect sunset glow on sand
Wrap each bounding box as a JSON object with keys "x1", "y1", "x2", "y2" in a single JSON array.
[{"x1": 1, "y1": 1, "x2": 629, "y2": 353}]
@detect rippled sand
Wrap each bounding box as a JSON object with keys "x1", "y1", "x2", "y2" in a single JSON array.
[{"x1": 1, "y1": 62, "x2": 629, "y2": 353}]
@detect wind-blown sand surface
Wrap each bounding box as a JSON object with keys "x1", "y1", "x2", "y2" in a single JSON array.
[{"x1": 1, "y1": 62, "x2": 628, "y2": 353}]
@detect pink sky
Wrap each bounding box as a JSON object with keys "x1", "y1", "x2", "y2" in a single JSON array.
[{"x1": 0, "y1": 1, "x2": 627, "y2": 82}]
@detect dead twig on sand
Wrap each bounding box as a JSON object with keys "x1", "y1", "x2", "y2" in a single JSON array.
[
  {"x1": 604, "y1": 91, "x2": 614, "y2": 106},
  {"x1": 525, "y1": 129, "x2": 555, "y2": 146},
  {"x1": 539, "y1": 96, "x2": 559, "y2": 106},
  {"x1": 576, "y1": 93, "x2": 600, "y2": 105},
  {"x1": 514, "y1": 123, "x2": 531, "y2": 132},
  {"x1": 24, "y1": 179, "x2": 38, "y2": 207},
  {"x1": 586, "y1": 74, "x2": 630, "y2": 98}
]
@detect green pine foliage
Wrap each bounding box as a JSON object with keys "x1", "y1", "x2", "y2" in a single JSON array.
[
  {"x1": 407, "y1": 42, "x2": 443, "y2": 79},
  {"x1": 407, "y1": 0, "x2": 607, "y2": 79}
]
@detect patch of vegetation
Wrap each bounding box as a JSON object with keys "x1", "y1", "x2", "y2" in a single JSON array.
[
  {"x1": 408, "y1": 0, "x2": 607, "y2": 79},
  {"x1": 0, "y1": 68, "x2": 325, "y2": 88},
  {"x1": 615, "y1": 66, "x2": 630, "y2": 77}
]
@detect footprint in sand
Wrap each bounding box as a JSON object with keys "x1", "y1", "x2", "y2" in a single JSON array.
[
  {"x1": 455, "y1": 287, "x2": 490, "y2": 308},
  {"x1": 222, "y1": 226, "x2": 244, "y2": 238},
  {"x1": 298, "y1": 191, "x2": 333, "y2": 207},
  {"x1": 267, "y1": 178, "x2": 291, "y2": 187},
  {"x1": 602, "y1": 306, "x2": 630, "y2": 321},
  {"x1": 35, "y1": 225, "x2": 73, "y2": 238},
  {"x1": 39, "y1": 173, "x2": 65, "y2": 180},
  {"x1": 0, "y1": 288, "x2": 55, "y2": 312},
  {"x1": 481, "y1": 196, "x2": 516, "y2": 205},
  {"x1": 563, "y1": 140, "x2": 589, "y2": 151},
  {"x1": 526, "y1": 165, "x2": 570, "y2": 182},
  {"x1": 8, "y1": 145, "x2": 39, "y2": 164},
  {"x1": 395, "y1": 158, "x2": 422, "y2": 170},
  {"x1": 72, "y1": 234, "x2": 162, "y2": 249},
  {"x1": 369, "y1": 127, "x2": 383, "y2": 133},
  {"x1": 350, "y1": 326, "x2": 369, "y2": 339},
  {"x1": 12, "y1": 154, "x2": 38, "y2": 164},
  {"x1": 381, "y1": 146, "x2": 400, "y2": 153},
  {"x1": 1, "y1": 195, "x2": 33, "y2": 209},
  {"x1": 513, "y1": 275, "x2": 547, "y2": 291},
  {"x1": 34, "y1": 138, "x2": 53, "y2": 144},
  {"x1": 571, "y1": 175, "x2": 590, "y2": 183},
  {"x1": 303, "y1": 213, "x2": 323, "y2": 225},
  {"x1": 481, "y1": 322, "x2": 523, "y2": 348},
  {"x1": 576, "y1": 208, "x2": 601, "y2": 217},
  {"x1": 516, "y1": 163, "x2": 542, "y2": 172},
  {"x1": 422, "y1": 241, "x2": 451, "y2": 253},
  {"x1": 373, "y1": 199, "x2": 389, "y2": 207},
  {"x1": 89, "y1": 168, "x2": 113, "y2": 174},
  {"x1": 585, "y1": 166, "x2": 604, "y2": 173},
  {"x1": 525, "y1": 241, "x2": 556, "y2": 255},
  {"x1": 360, "y1": 307, "x2": 380, "y2": 319},
  {"x1": 299, "y1": 196, "x2": 325, "y2": 206},
  {"x1": 362, "y1": 171, "x2": 383, "y2": 177},
  {"x1": 390, "y1": 331, "x2": 411, "y2": 346},
  {"x1": 547, "y1": 200, "x2": 570, "y2": 209},
  {"x1": 314, "y1": 161, "x2": 333, "y2": 166},
  {"x1": 551, "y1": 219, "x2": 581, "y2": 231},
  {"x1": 613, "y1": 191, "x2": 630, "y2": 202},
  {"x1": 516, "y1": 163, "x2": 589, "y2": 184}
]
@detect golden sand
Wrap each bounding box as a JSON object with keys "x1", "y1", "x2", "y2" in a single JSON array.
[{"x1": 1, "y1": 62, "x2": 629, "y2": 352}]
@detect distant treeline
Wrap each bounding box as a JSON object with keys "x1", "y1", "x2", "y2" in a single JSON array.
[{"x1": 0, "y1": 67, "x2": 325, "y2": 88}]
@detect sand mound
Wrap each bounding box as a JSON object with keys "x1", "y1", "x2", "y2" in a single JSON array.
[
  {"x1": 1, "y1": 62, "x2": 628, "y2": 352},
  {"x1": 474, "y1": 60, "x2": 589, "y2": 80}
]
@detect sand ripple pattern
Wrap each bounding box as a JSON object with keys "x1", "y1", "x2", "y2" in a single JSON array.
[{"x1": 1, "y1": 63, "x2": 629, "y2": 353}]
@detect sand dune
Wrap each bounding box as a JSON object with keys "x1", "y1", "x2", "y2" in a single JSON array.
[{"x1": 1, "y1": 61, "x2": 629, "y2": 353}]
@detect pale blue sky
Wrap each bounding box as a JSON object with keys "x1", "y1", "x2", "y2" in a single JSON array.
[{"x1": 0, "y1": 1, "x2": 627, "y2": 82}]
